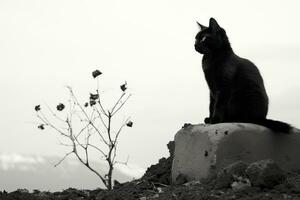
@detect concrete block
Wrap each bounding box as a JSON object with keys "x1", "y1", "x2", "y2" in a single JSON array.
[{"x1": 171, "y1": 123, "x2": 300, "y2": 184}]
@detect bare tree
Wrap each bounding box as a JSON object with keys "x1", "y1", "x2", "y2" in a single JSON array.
[{"x1": 35, "y1": 70, "x2": 133, "y2": 190}]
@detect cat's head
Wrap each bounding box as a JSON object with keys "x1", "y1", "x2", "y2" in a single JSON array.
[{"x1": 194, "y1": 18, "x2": 231, "y2": 55}]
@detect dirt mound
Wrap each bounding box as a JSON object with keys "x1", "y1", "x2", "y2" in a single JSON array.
[
  {"x1": 141, "y1": 141, "x2": 174, "y2": 185},
  {"x1": 2, "y1": 141, "x2": 300, "y2": 199}
]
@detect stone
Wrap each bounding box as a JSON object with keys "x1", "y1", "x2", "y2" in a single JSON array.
[
  {"x1": 231, "y1": 177, "x2": 251, "y2": 191},
  {"x1": 215, "y1": 161, "x2": 248, "y2": 188},
  {"x1": 171, "y1": 123, "x2": 300, "y2": 184},
  {"x1": 245, "y1": 159, "x2": 286, "y2": 188}
]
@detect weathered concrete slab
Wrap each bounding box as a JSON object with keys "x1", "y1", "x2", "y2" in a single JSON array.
[{"x1": 171, "y1": 123, "x2": 300, "y2": 184}]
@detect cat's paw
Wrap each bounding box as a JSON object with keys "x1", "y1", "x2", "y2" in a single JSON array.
[{"x1": 204, "y1": 117, "x2": 211, "y2": 124}]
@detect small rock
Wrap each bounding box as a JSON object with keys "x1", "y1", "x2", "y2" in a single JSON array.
[
  {"x1": 182, "y1": 123, "x2": 192, "y2": 129},
  {"x1": 216, "y1": 161, "x2": 248, "y2": 189},
  {"x1": 245, "y1": 159, "x2": 286, "y2": 188},
  {"x1": 183, "y1": 180, "x2": 201, "y2": 187},
  {"x1": 231, "y1": 176, "x2": 251, "y2": 191},
  {"x1": 157, "y1": 187, "x2": 163, "y2": 193},
  {"x1": 16, "y1": 189, "x2": 29, "y2": 193}
]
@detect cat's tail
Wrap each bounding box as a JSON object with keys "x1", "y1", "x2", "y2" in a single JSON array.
[{"x1": 253, "y1": 119, "x2": 292, "y2": 133}]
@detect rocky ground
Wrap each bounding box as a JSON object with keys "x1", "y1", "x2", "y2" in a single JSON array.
[{"x1": 2, "y1": 141, "x2": 300, "y2": 200}]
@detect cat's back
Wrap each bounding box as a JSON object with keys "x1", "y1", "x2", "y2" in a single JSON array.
[
  {"x1": 232, "y1": 54, "x2": 264, "y2": 83},
  {"x1": 231, "y1": 54, "x2": 256, "y2": 69},
  {"x1": 229, "y1": 54, "x2": 268, "y2": 103}
]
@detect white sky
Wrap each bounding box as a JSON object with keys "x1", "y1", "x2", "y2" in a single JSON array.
[{"x1": 1, "y1": 0, "x2": 300, "y2": 171}]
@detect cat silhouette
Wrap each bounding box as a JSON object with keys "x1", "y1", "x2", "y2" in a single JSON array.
[{"x1": 195, "y1": 18, "x2": 291, "y2": 133}]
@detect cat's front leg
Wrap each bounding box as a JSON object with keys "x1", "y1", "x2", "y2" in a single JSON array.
[
  {"x1": 204, "y1": 117, "x2": 210, "y2": 123},
  {"x1": 211, "y1": 90, "x2": 229, "y2": 124},
  {"x1": 204, "y1": 93, "x2": 215, "y2": 124}
]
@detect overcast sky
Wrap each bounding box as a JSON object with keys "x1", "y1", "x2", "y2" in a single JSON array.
[{"x1": 0, "y1": 0, "x2": 300, "y2": 178}]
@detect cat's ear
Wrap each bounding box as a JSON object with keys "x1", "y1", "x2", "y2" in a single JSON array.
[
  {"x1": 197, "y1": 21, "x2": 207, "y2": 31},
  {"x1": 209, "y1": 18, "x2": 221, "y2": 33}
]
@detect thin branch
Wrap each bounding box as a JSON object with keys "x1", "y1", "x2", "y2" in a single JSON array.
[
  {"x1": 73, "y1": 135, "x2": 86, "y2": 150},
  {"x1": 85, "y1": 146, "x2": 89, "y2": 165},
  {"x1": 87, "y1": 144, "x2": 107, "y2": 157},
  {"x1": 73, "y1": 109, "x2": 86, "y2": 122},
  {"x1": 38, "y1": 111, "x2": 51, "y2": 124},
  {"x1": 58, "y1": 141, "x2": 73, "y2": 147},
  {"x1": 37, "y1": 114, "x2": 69, "y2": 138},
  {"x1": 84, "y1": 132, "x2": 92, "y2": 165},
  {"x1": 96, "y1": 89, "x2": 108, "y2": 117},
  {"x1": 111, "y1": 94, "x2": 132, "y2": 116},
  {"x1": 67, "y1": 87, "x2": 108, "y2": 145},
  {"x1": 43, "y1": 101, "x2": 65, "y2": 123},
  {"x1": 94, "y1": 106, "x2": 108, "y2": 129},
  {"x1": 111, "y1": 93, "x2": 125, "y2": 114},
  {"x1": 73, "y1": 145, "x2": 108, "y2": 188},
  {"x1": 75, "y1": 123, "x2": 91, "y2": 139},
  {"x1": 112, "y1": 142, "x2": 117, "y2": 164},
  {"x1": 54, "y1": 151, "x2": 73, "y2": 167},
  {"x1": 114, "y1": 117, "x2": 130, "y2": 146},
  {"x1": 96, "y1": 77, "x2": 108, "y2": 117},
  {"x1": 107, "y1": 112, "x2": 113, "y2": 143}
]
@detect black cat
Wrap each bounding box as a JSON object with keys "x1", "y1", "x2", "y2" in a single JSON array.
[{"x1": 195, "y1": 17, "x2": 292, "y2": 133}]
